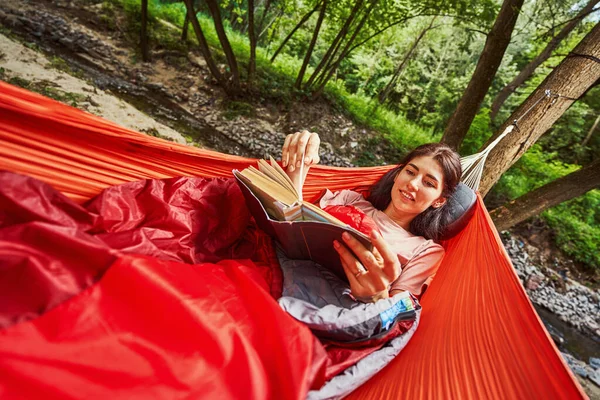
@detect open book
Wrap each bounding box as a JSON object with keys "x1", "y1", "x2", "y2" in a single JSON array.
[{"x1": 233, "y1": 157, "x2": 372, "y2": 281}]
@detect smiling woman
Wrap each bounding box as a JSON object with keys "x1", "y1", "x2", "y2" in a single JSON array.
[{"x1": 283, "y1": 132, "x2": 462, "y2": 303}]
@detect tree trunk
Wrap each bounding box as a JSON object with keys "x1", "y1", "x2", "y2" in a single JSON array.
[
  {"x1": 378, "y1": 17, "x2": 436, "y2": 104},
  {"x1": 248, "y1": 0, "x2": 257, "y2": 84},
  {"x1": 140, "y1": 0, "x2": 150, "y2": 62},
  {"x1": 441, "y1": 0, "x2": 524, "y2": 150},
  {"x1": 311, "y1": 0, "x2": 380, "y2": 95},
  {"x1": 295, "y1": 0, "x2": 328, "y2": 89},
  {"x1": 256, "y1": 0, "x2": 273, "y2": 36},
  {"x1": 182, "y1": 0, "x2": 226, "y2": 87},
  {"x1": 205, "y1": 0, "x2": 240, "y2": 89},
  {"x1": 489, "y1": 0, "x2": 600, "y2": 120},
  {"x1": 478, "y1": 23, "x2": 600, "y2": 197},
  {"x1": 269, "y1": 2, "x2": 320, "y2": 63},
  {"x1": 582, "y1": 114, "x2": 600, "y2": 146},
  {"x1": 490, "y1": 158, "x2": 600, "y2": 231},
  {"x1": 181, "y1": 6, "x2": 190, "y2": 41},
  {"x1": 305, "y1": 0, "x2": 364, "y2": 89}
]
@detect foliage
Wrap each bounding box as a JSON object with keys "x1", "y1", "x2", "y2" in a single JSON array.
[
  {"x1": 543, "y1": 191, "x2": 600, "y2": 271},
  {"x1": 223, "y1": 100, "x2": 256, "y2": 119},
  {"x1": 490, "y1": 145, "x2": 598, "y2": 269},
  {"x1": 106, "y1": 0, "x2": 598, "y2": 272}
]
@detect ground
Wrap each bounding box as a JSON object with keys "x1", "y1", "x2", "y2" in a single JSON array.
[{"x1": 0, "y1": 0, "x2": 599, "y2": 396}]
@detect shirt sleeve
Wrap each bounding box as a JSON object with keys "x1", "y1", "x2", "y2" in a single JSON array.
[
  {"x1": 390, "y1": 243, "x2": 444, "y2": 298},
  {"x1": 319, "y1": 189, "x2": 364, "y2": 208}
]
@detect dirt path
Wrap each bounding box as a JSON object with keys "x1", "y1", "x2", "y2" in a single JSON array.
[{"x1": 0, "y1": 33, "x2": 187, "y2": 143}]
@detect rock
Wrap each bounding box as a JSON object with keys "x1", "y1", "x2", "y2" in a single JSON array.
[
  {"x1": 58, "y1": 37, "x2": 74, "y2": 47},
  {"x1": 573, "y1": 365, "x2": 589, "y2": 378},
  {"x1": 590, "y1": 369, "x2": 600, "y2": 388},
  {"x1": 526, "y1": 274, "x2": 544, "y2": 291},
  {"x1": 590, "y1": 357, "x2": 600, "y2": 369}
]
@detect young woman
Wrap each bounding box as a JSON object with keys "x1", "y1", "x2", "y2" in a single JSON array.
[{"x1": 282, "y1": 130, "x2": 462, "y2": 303}]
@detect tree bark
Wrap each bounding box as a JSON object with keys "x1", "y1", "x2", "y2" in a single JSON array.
[
  {"x1": 181, "y1": 6, "x2": 190, "y2": 41},
  {"x1": 489, "y1": 0, "x2": 600, "y2": 120},
  {"x1": 490, "y1": 158, "x2": 600, "y2": 231},
  {"x1": 256, "y1": 0, "x2": 273, "y2": 36},
  {"x1": 269, "y1": 2, "x2": 321, "y2": 63},
  {"x1": 305, "y1": 0, "x2": 364, "y2": 89},
  {"x1": 478, "y1": 23, "x2": 600, "y2": 197},
  {"x1": 378, "y1": 17, "x2": 436, "y2": 104},
  {"x1": 311, "y1": 0, "x2": 380, "y2": 95},
  {"x1": 295, "y1": 0, "x2": 328, "y2": 89},
  {"x1": 183, "y1": 0, "x2": 226, "y2": 86},
  {"x1": 582, "y1": 114, "x2": 600, "y2": 146},
  {"x1": 141, "y1": 0, "x2": 150, "y2": 62},
  {"x1": 204, "y1": 0, "x2": 240, "y2": 89},
  {"x1": 441, "y1": 0, "x2": 524, "y2": 150},
  {"x1": 248, "y1": 0, "x2": 257, "y2": 84}
]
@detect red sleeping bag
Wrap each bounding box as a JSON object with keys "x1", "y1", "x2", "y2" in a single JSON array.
[{"x1": 0, "y1": 171, "x2": 409, "y2": 399}]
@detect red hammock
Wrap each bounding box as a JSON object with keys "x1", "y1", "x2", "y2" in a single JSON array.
[{"x1": 0, "y1": 81, "x2": 586, "y2": 399}]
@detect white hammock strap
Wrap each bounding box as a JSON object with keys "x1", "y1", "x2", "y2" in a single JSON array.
[{"x1": 458, "y1": 89, "x2": 574, "y2": 191}]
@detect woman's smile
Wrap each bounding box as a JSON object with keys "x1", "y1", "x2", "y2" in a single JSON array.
[
  {"x1": 384, "y1": 155, "x2": 446, "y2": 229},
  {"x1": 399, "y1": 190, "x2": 415, "y2": 202}
]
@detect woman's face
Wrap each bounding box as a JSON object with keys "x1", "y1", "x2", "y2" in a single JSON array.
[{"x1": 388, "y1": 155, "x2": 447, "y2": 218}]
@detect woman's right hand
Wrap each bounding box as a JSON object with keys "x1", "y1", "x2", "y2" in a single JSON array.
[
  {"x1": 282, "y1": 130, "x2": 320, "y2": 172},
  {"x1": 334, "y1": 230, "x2": 402, "y2": 302}
]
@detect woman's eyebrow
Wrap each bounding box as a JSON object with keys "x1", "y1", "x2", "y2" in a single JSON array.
[{"x1": 408, "y1": 163, "x2": 439, "y2": 183}]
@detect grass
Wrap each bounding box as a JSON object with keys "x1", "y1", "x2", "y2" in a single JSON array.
[
  {"x1": 100, "y1": 0, "x2": 600, "y2": 273},
  {"x1": 106, "y1": 0, "x2": 434, "y2": 151},
  {"x1": 492, "y1": 146, "x2": 600, "y2": 271},
  {"x1": 5, "y1": 75, "x2": 87, "y2": 107},
  {"x1": 140, "y1": 127, "x2": 176, "y2": 142},
  {"x1": 223, "y1": 100, "x2": 255, "y2": 120},
  {"x1": 47, "y1": 56, "x2": 86, "y2": 79}
]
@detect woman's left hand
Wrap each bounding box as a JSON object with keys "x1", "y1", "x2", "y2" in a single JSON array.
[{"x1": 333, "y1": 230, "x2": 401, "y2": 302}]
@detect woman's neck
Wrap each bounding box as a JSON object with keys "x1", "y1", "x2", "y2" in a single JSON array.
[{"x1": 383, "y1": 205, "x2": 414, "y2": 232}]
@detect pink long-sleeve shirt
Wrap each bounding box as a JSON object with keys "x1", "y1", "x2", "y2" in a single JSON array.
[{"x1": 320, "y1": 189, "x2": 444, "y2": 297}]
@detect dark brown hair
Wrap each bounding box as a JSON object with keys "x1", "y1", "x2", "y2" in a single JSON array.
[{"x1": 367, "y1": 143, "x2": 462, "y2": 241}]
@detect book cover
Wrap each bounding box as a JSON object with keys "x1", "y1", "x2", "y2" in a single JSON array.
[{"x1": 234, "y1": 169, "x2": 372, "y2": 281}]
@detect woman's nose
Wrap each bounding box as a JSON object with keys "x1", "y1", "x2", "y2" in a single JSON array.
[{"x1": 407, "y1": 177, "x2": 419, "y2": 191}]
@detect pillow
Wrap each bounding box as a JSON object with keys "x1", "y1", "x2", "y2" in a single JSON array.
[{"x1": 440, "y1": 182, "x2": 477, "y2": 240}]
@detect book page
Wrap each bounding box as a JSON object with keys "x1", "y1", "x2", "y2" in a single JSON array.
[
  {"x1": 269, "y1": 156, "x2": 299, "y2": 197},
  {"x1": 236, "y1": 169, "x2": 296, "y2": 211},
  {"x1": 257, "y1": 159, "x2": 299, "y2": 199}
]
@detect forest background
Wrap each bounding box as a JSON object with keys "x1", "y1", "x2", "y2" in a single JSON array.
[{"x1": 75, "y1": 0, "x2": 600, "y2": 279}]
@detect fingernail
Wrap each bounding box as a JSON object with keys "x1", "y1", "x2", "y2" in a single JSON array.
[
  {"x1": 296, "y1": 160, "x2": 302, "y2": 168},
  {"x1": 305, "y1": 157, "x2": 311, "y2": 165},
  {"x1": 342, "y1": 232, "x2": 350, "y2": 240},
  {"x1": 371, "y1": 231, "x2": 379, "y2": 239},
  {"x1": 333, "y1": 240, "x2": 340, "y2": 249},
  {"x1": 288, "y1": 165, "x2": 295, "y2": 172},
  {"x1": 283, "y1": 160, "x2": 287, "y2": 167}
]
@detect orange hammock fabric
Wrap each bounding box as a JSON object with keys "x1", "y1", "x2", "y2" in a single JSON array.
[{"x1": 0, "y1": 81, "x2": 586, "y2": 399}]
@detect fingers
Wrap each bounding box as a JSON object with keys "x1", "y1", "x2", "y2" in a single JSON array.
[
  {"x1": 335, "y1": 241, "x2": 363, "y2": 287},
  {"x1": 282, "y1": 134, "x2": 293, "y2": 168},
  {"x1": 370, "y1": 231, "x2": 401, "y2": 280},
  {"x1": 305, "y1": 132, "x2": 320, "y2": 165},
  {"x1": 334, "y1": 239, "x2": 364, "y2": 277},
  {"x1": 281, "y1": 130, "x2": 320, "y2": 171},
  {"x1": 341, "y1": 232, "x2": 382, "y2": 271}
]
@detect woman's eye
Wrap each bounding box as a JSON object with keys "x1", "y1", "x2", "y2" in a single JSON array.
[
  {"x1": 426, "y1": 181, "x2": 436, "y2": 188},
  {"x1": 406, "y1": 169, "x2": 415, "y2": 176}
]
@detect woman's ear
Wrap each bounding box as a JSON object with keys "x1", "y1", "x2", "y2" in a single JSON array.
[{"x1": 432, "y1": 197, "x2": 447, "y2": 208}]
